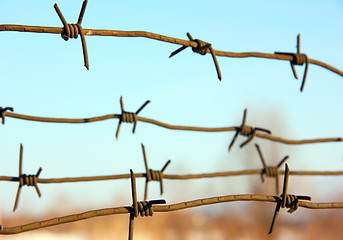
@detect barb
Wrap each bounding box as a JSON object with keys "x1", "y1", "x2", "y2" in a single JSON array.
[
  {"x1": 228, "y1": 109, "x2": 271, "y2": 151},
  {"x1": 1, "y1": 14, "x2": 343, "y2": 84},
  {"x1": 128, "y1": 170, "x2": 166, "y2": 240},
  {"x1": 255, "y1": 144, "x2": 289, "y2": 194},
  {"x1": 268, "y1": 163, "x2": 311, "y2": 234},
  {"x1": 0, "y1": 192, "x2": 341, "y2": 235},
  {"x1": 2, "y1": 104, "x2": 342, "y2": 148},
  {"x1": 169, "y1": 32, "x2": 222, "y2": 80},
  {"x1": 141, "y1": 144, "x2": 171, "y2": 200},
  {"x1": 115, "y1": 97, "x2": 150, "y2": 140},
  {"x1": 53, "y1": 0, "x2": 89, "y2": 69},
  {"x1": 13, "y1": 144, "x2": 42, "y2": 212},
  {"x1": 275, "y1": 34, "x2": 309, "y2": 92}
]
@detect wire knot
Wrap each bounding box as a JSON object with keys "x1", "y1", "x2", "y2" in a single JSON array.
[
  {"x1": 291, "y1": 53, "x2": 307, "y2": 66},
  {"x1": 169, "y1": 32, "x2": 222, "y2": 80},
  {"x1": 275, "y1": 34, "x2": 309, "y2": 92},
  {"x1": 191, "y1": 39, "x2": 211, "y2": 55},
  {"x1": 268, "y1": 164, "x2": 311, "y2": 234},
  {"x1": 0, "y1": 106, "x2": 13, "y2": 125},
  {"x1": 13, "y1": 144, "x2": 43, "y2": 212},
  {"x1": 229, "y1": 109, "x2": 271, "y2": 151},
  {"x1": 255, "y1": 144, "x2": 289, "y2": 194},
  {"x1": 280, "y1": 194, "x2": 299, "y2": 213},
  {"x1": 61, "y1": 23, "x2": 82, "y2": 41},
  {"x1": 264, "y1": 166, "x2": 279, "y2": 177},
  {"x1": 129, "y1": 170, "x2": 166, "y2": 217},
  {"x1": 240, "y1": 125, "x2": 254, "y2": 137},
  {"x1": 121, "y1": 111, "x2": 137, "y2": 124},
  {"x1": 19, "y1": 174, "x2": 38, "y2": 187},
  {"x1": 148, "y1": 169, "x2": 163, "y2": 182},
  {"x1": 141, "y1": 144, "x2": 171, "y2": 200},
  {"x1": 54, "y1": 0, "x2": 89, "y2": 69},
  {"x1": 115, "y1": 97, "x2": 150, "y2": 139},
  {"x1": 136, "y1": 201, "x2": 154, "y2": 217}
]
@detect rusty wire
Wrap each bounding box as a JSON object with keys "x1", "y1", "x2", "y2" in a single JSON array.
[
  {"x1": 0, "y1": 165, "x2": 342, "y2": 237},
  {"x1": 0, "y1": 1, "x2": 343, "y2": 88},
  {"x1": 1, "y1": 101, "x2": 342, "y2": 149},
  {"x1": 2, "y1": 143, "x2": 342, "y2": 212}
]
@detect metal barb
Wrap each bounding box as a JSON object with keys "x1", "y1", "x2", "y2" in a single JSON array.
[
  {"x1": 229, "y1": 109, "x2": 271, "y2": 151},
  {"x1": 115, "y1": 97, "x2": 150, "y2": 140},
  {"x1": 255, "y1": 144, "x2": 289, "y2": 194},
  {"x1": 13, "y1": 144, "x2": 43, "y2": 212},
  {"x1": 275, "y1": 34, "x2": 309, "y2": 92},
  {"x1": 169, "y1": 32, "x2": 222, "y2": 80},
  {"x1": 54, "y1": 0, "x2": 89, "y2": 70},
  {"x1": 128, "y1": 169, "x2": 166, "y2": 240},
  {"x1": 268, "y1": 163, "x2": 311, "y2": 234},
  {"x1": 141, "y1": 144, "x2": 171, "y2": 200}
]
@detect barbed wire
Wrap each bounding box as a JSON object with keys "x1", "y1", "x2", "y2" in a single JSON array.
[
  {"x1": 0, "y1": 2, "x2": 342, "y2": 238},
  {"x1": 1, "y1": 99, "x2": 342, "y2": 151},
  {"x1": 0, "y1": 1, "x2": 342, "y2": 90},
  {"x1": 0, "y1": 165, "x2": 342, "y2": 238},
  {"x1": 2, "y1": 143, "x2": 342, "y2": 212}
]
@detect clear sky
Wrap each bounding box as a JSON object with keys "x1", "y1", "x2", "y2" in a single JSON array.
[{"x1": 0, "y1": 0, "x2": 342, "y2": 221}]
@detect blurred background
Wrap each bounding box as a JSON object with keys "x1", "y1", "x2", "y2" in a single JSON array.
[{"x1": 0, "y1": 0, "x2": 342, "y2": 239}]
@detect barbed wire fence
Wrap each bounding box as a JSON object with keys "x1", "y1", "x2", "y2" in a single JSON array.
[
  {"x1": 1, "y1": 103, "x2": 342, "y2": 147},
  {"x1": 1, "y1": 143, "x2": 342, "y2": 212},
  {"x1": 0, "y1": 0, "x2": 342, "y2": 239},
  {"x1": 1, "y1": 1, "x2": 343, "y2": 91},
  {"x1": 0, "y1": 164, "x2": 342, "y2": 238}
]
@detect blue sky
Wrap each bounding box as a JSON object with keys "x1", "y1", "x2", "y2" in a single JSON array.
[{"x1": 0, "y1": 0, "x2": 342, "y2": 219}]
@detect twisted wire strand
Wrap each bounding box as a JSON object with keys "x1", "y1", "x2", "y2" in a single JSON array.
[
  {"x1": 0, "y1": 24, "x2": 342, "y2": 81},
  {"x1": 2, "y1": 111, "x2": 342, "y2": 146},
  {"x1": 0, "y1": 194, "x2": 341, "y2": 234}
]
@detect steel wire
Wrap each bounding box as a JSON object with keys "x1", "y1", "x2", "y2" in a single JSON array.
[{"x1": 2, "y1": 111, "x2": 342, "y2": 146}]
